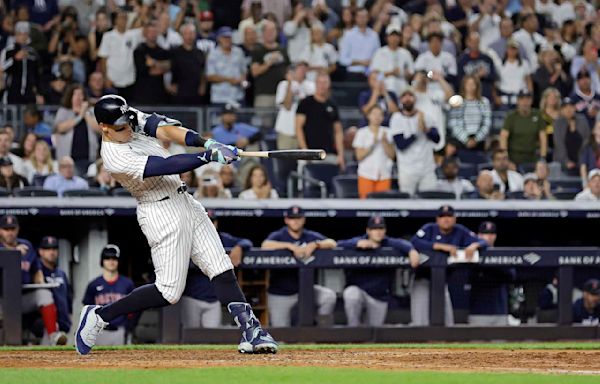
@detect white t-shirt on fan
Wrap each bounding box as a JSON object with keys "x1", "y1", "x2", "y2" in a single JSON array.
[
  {"x1": 352, "y1": 126, "x2": 393, "y2": 181},
  {"x1": 274, "y1": 79, "x2": 315, "y2": 136}
]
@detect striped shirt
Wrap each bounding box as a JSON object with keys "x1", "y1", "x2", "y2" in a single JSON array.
[
  {"x1": 101, "y1": 133, "x2": 183, "y2": 203},
  {"x1": 448, "y1": 98, "x2": 491, "y2": 144}
]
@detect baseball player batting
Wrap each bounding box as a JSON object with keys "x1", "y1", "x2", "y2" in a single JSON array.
[{"x1": 75, "y1": 94, "x2": 277, "y2": 355}]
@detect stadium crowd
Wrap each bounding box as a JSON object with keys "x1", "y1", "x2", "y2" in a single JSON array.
[
  {"x1": 0, "y1": 0, "x2": 599, "y2": 200},
  {"x1": 4, "y1": 205, "x2": 599, "y2": 345}
]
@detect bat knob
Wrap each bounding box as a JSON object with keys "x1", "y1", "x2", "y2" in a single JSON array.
[{"x1": 319, "y1": 150, "x2": 326, "y2": 160}]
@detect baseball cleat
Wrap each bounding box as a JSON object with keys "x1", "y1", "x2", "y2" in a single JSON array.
[
  {"x1": 75, "y1": 305, "x2": 108, "y2": 355},
  {"x1": 50, "y1": 331, "x2": 67, "y2": 346},
  {"x1": 228, "y1": 302, "x2": 279, "y2": 354}
]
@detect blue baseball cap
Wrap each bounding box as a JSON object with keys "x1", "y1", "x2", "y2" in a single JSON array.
[
  {"x1": 584, "y1": 279, "x2": 600, "y2": 295},
  {"x1": 437, "y1": 205, "x2": 455, "y2": 217},
  {"x1": 0, "y1": 215, "x2": 19, "y2": 228},
  {"x1": 216, "y1": 26, "x2": 233, "y2": 38},
  {"x1": 367, "y1": 216, "x2": 386, "y2": 229},
  {"x1": 478, "y1": 221, "x2": 496, "y2": 234},
  {"x1": 40, "y1": 236, "x2": 59, "y2": 249},
  {"x1": 285, "y1": 205, "x2": 305, "y2": 218}
]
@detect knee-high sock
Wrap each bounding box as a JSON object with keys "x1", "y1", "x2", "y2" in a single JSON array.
[
  {"x1": 212, "y1": 270, "x2": 246, "y2": 304},
  {"x1": 39, "y1": 304, "x2": 58, "y2": 334},
  {"x1": 96, "y1": 284, "x2": 169, "y2": 322}
]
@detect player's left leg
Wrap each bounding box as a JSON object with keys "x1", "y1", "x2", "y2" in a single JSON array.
[
  {"x1": 364, "y1": 292, "x2": 388, "y2": 327},
  {"x1": 189, "y1": 198, "x2": 277, "y2": 353}
]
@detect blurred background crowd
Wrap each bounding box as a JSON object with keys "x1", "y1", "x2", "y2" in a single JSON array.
[{"x1": 0, "y1": 0, "x2": 599, "y2": 201}]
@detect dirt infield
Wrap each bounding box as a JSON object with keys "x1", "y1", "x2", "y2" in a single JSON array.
[{"x1": 2, "y1": 348, "x2": 600, "y2": 374}]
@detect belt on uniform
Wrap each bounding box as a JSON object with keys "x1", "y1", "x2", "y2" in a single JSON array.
[{"x1": 158, "y1": 185, "x2": 188, "y2": 202}]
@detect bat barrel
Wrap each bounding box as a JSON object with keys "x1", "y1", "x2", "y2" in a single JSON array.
[{"x1": 268, "y1": 150, "x2": 326, "y2": 161}]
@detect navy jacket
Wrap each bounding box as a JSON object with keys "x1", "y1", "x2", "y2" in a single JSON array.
[
  {"x1": 572, "y1": 298, "x2": 600, "y2": 325},
  {"x1": 41, "y1": 264, "x2": 72, "y2": 332},
  {"x1": 338, "y1": 235, "x2": 414, "y2": 301}
]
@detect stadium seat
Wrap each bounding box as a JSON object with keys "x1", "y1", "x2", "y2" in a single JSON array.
[
  {"x1": 553, "y1": 190, "x2": 581, "y2": 200},
  {"x1": 332, "y1": 175, "x2": 359, "y2": 198},
  {"x1": 31, "y1": 174, "x2": 49, "y2": 187},
  {"x1": 505, "y1": 191, "x2": 524, "y2": 199},
  {"x1": 13, "y1": 187, "x2": 58, "y2": 197},
  {"x1": 417, "y1": 191, "x2": 456, "y2": 199},
  {"x1": 550, "y1": 179, "x2": 583, "y2": 191},
  {"x1": 477, "y1": 162, "x2": 493, "y2": 172},
  {"x1": 63, "y1": 188, "x2": 108, "y2": 197},
  {"x1": 303, "y1": 163, "x2": 340, "y2": 198},
  {"x1": 343, "y1": 162, "x2": 358, "y2": 175},
  {"x1": 112, "y1": 188, "x2": 132, "y2": 197},
  {"x1": 456, "y1": 150, "x2": 487, "y2": 164},
  {"x1": 367, "y1": 191, "x2": 411, "y2": 199},
  {"x1": 458, "y1": 163, "x2": 478, "y2": 179},
  {"x1": 518, "y1": 163, "x2": 536, "y2": 174},
  {"x1": 0, "y1": 187, "x2": 9, "y2": 197}
]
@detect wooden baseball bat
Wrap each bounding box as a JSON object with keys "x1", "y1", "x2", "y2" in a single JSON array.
[{"x1": 238, "y1": 149, "x2": 327, "y2": 161}]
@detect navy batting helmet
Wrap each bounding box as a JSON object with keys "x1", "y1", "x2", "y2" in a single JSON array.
[{"x1": 94, "y1": 94, "x2": 135, "y2": 126}]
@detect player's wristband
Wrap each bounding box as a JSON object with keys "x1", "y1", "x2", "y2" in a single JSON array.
[{"x1": 184, "y1": 130, "x2": 207, "y2": 147}]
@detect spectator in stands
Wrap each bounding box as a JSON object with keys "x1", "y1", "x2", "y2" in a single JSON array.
[
  {"x1": 542, "y1": 22, "x2": 576, "y2": 64},
  {"x1": 296, "y1": 73, "x2": 344, "y2": 169},
  {"x1": 17, "y1": 132, "x2": 36, "y2": 161},
  {"x1": 412, "y1": 70, "x2": 453, "y2": 152},
  {"x1": 447, "y1": 75, "x2": 491, "y2": 154},
  {"x1": 388, "y1": 89, "x2": 440, "y2": 196},
  {"x1": 181, "y1": 210, "x2": 251, "y2": 328},
  {"x1": 219, "y1": 165, "x2": 239, "y2": 196},
  {"x1": 579, "y1": 121, "x2": 600, "y2": 187},
  {"x1": 180, "y1": 171, "x2": 198, "y2": 189},
  {"x1": 83, "y1": 245, "x2": 135, "y2": 345},
  {"x1": 43, "y1": 156, "x2": 89, "y2": 197},
  {"x1": 417, "y1": 12, "x2": 457, "y2": 56},
  {"x1": 310, "y1": 0, "x2": 339, "y2": 33},
  {"x1": 43, "y1": 60, "x2": 75, "y2": 105},
  {"x1": 534, "y1": 161, "x2": 554, "y2": 200},
  {"x1": 435, "y1": 157, "x2": 475, "y2": 198},
  {"x1": 570, "y1": 39, "x2": 600, "y2": 94},
  {"x1": 575, "y1": 169, "x2": 600, "y2": 201},
  {"x1": 533, "y1": 48, "x2": 572, "y2": 104},
  {"x1": 284, "y1": 2, "x2": 321, "y2": 64},
  {"x1": 274, "y1": 62, "x2": 315, "y2": 151},
  {"x1": 494, "y1": 39, "x2": 532, "y2": 108},
  {"x1": 133, "y1": 21, "x2": 170, "y2": 104},
  {"x1": 445, "y1": 0, "x2": 472, "y2": 43},
  {"x1": 88, "y1": 8, "x2": 111, "y2": 65},
  {"x1": 239, "y1": 164, "x2": 279, "y2": 199},
  {"x1": 369, "y1": 24, "x2": 414, "y2": 95},
  {"x1": 522, "y1": 173, "x2": 544, "y2": 200},
  {"x1": 572, "y1": 279, "x2": 600, "y2": 325},
  {"x1": 338, "y1": 216, "x2": 419, "y2": 327},
  {"x1": 194, "y1": 10, "x2": 216, "y2": 54},
  {"x1": 471, "y1": 170, "x2": 505, "y2": 200},
  {"x1": 470, "y1": 221, "x2": 515, "y2": 326},
  {"x1": 211, "y1": 104, "x2": 260, "y2": 150},
  {"x1": 168, "y1": 23, "x2": 205, "y2": 105},
  {"x1": 489, "y1": 18, "x2": 528, "y2": 63},
  {"x1": 238, "y1": 0, "x2": 264, "y2": 43},
  {"x1": 90, "y1": 159, "x2": 117, "y2": 193},
  {"x1": 570, "y1": 68, "x2": 600, "y2": 130},
  {"x1": 205, "y1": 26, "x2": 247, "y2": 106},
  {"x1": 468, "y1": 0, "x2": 501, "y2": 50},
  {"x1": 539, "y1": 87, "x2": 562, "y2": 149},
  {"x1": 53, "y1": 84, "x2": 99, "y2": 176},
  {"x1": 327, "y1": 6, "x2": 354, "y2": 47},
  {"x1": 38, "y1": 236, "x2": 72, "y2": 339},
  {"x1": 414, "y1": 31, "x2": 457, "y2": 93},
  {"x1": 156, "y1": 11, "x2": 182, "y2": 50},
  {"x1": 553, "y1": 97, "x2": 590, "y2": 175},
  {"x1": 0, "y1": 215, "x2": 66, "y2": 345},
  {"x1": 410, "y1": 205, "x2": 487, "y2": 326},
  {"x1": 22, "y1": 105, "x2": 52, "y2": 140},
  {"x1": 0, "y1": 156, "x2": 28, "y2": 192},
  {"x1": 338, "y1": 8, "x2": 380, "y2": 81},
  {"x1": 298, "y1": 24, "x2": 337, "y2": 82},
  {"x1": 457, "y1": 31, "x2": 496, "y2": 102},
  {"x1": 0, "y1": 21, "x2": 41, "y2": 104},
  {"x1": 85, "y1": 71, "x2": 117, "y2": 105},
  {"x1": 353, "y1": 105, "x2": 395, "y2": 199},
  {"x1": 97, "y1": 9, "x2": 143, "y2": 100},
  {"x1": 250, "y1": 20, "x2": 290, "y2": 110},
  {"x1": 490, "y1": 149, "x2": 524, "y2": 194},
  {"x1": 23, "y1": 140, "x2": 56, "y2": 184},
  {"x1": 194, "y1": 174, "x2": 232, "y2": 199},
  {"x1": 511, "y1": 13, "x2": 547, "y2": 71},
  {"x1": 261, "y1": 205, "x2": 337, "y2": 327},
  {"x1": 500, "y1": 90, "x2": 547, "y2": 167},
  {"x1": 357, "y1": 70, "x2": 399, "y2": 126}
]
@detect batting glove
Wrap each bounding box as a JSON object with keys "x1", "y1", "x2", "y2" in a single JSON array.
[{"x1": 205, "y1": 145, "x2": 240, "y2": 164}]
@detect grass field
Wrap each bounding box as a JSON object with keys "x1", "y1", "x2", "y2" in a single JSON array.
[{"x1": 1, "y1": 342, "x2": 599, "y2": 384}]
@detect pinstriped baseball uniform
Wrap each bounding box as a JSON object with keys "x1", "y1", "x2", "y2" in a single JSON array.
[{"x1": 101, "y1": 132, "x2": 233, "y2": 303}]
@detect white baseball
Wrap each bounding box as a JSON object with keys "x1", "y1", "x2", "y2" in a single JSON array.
[{"x1": 448, "y1": 95, "x2": 464, "y2": 108}]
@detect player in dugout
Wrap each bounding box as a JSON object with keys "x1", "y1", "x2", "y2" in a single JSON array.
[
  {"x1": 410, "y1": 205, "x2": 487, "y2": 326},
  {"x1": 261, "y1": 205, "x2": 337, "y2": 327},
  {"x1": 38, "y1": 236, "x2": 72, "y2": 342},
  {"x1": 82, "y1": 245, "x2": 135, "y2": 345},
  {"x1": 180, "y1": 210, "x2": 252, "y2": 328},
  {"x1": 0, "y1": 215, "x2": 67, "y2": 345},
  {"x1": 337, "y1": 216, "x2": 419, "y2": 326}
]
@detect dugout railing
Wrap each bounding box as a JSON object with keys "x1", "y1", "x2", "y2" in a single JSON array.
[{"x1": 161, "y1": 247, "x2": 600, "y2": 344}]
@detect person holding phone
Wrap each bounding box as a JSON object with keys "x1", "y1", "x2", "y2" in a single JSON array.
[{"x1": 357, "y1": 70, "x2": 400, "y2": 126}]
